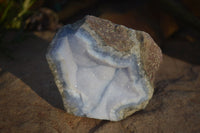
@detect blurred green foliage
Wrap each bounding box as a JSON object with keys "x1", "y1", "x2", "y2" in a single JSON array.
[
  {"x1": 0, "y1": 0, "x2": 37, "y2": 30},
  {"x1": 0, "y1": 0, "x2": 37, "y2": 58}
]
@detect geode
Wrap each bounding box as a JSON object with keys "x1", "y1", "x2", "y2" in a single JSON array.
[{"x1": 46, "y1": 15, "x2": 162, "y2": 121}]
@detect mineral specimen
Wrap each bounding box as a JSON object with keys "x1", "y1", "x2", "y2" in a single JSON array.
[{"x1": 46, "y1": 15, "x2": 162, "y2": 121}]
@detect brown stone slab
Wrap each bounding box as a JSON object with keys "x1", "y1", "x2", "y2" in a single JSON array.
[{"x1": 0, "y1": 31, "x2": 199, "y2": 132}]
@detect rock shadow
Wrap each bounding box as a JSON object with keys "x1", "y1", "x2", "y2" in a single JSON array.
[{"x1": 0, "y1": 32, "x2": 64, "y2": 110}]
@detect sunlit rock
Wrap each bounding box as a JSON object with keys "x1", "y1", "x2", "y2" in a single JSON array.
[{"x1": 46, "y1": 15, "x2": 162, "y2": 121}]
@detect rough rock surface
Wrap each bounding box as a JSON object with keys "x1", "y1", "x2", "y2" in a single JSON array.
[
  {"x1": 0, "y1": 31, "x2": 200, "y2": 132},
  {"x1": 46, "y1": 16, "x2": 162, "y2": 121}
]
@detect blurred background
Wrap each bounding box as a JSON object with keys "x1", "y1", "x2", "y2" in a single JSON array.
[{"x1": 0, "y1": 0, "x2": 200, "y2": 64}]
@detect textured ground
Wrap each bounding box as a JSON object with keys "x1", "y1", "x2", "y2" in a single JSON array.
[{"x1": 0, "y1": 31, "x2": 200, "y2": 133}]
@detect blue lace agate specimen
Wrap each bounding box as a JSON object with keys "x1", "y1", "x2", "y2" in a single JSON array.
[{"x1": 46, "y1": 15, "x2": 162, "y2": 121}]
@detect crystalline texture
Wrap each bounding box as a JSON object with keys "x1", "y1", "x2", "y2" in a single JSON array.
[{"x1": 46, "y1": 16, "x2": 162, "y2": 121}]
